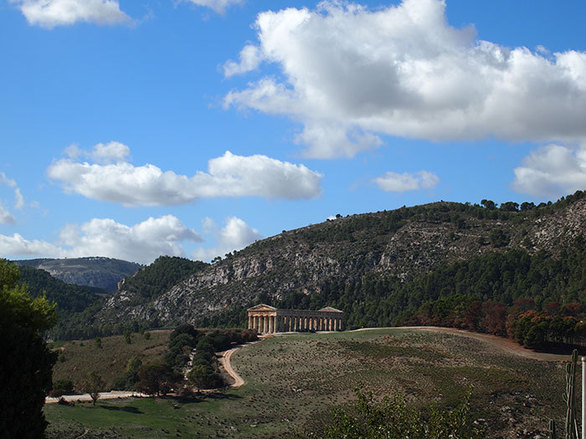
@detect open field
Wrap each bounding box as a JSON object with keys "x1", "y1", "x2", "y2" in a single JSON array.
[
  {"x1": 46, "y1": 328, "x2": 569, "y2": 438},
  {"x1": 51, "y1": 330, "x2": 172, "y2": 389}
]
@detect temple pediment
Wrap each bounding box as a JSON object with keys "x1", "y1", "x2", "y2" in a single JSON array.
[
  {"x1": 247, "y1": 304, "x2": 277, "y2": 312},
  {"x1": 319, "y1": 306, "x2": 343, "y2": 313}
]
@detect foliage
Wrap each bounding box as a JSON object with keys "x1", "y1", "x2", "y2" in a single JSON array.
[
  {"x1": 83, "y1": 372, "x2": 106, "y2": 406},
  {"x1": 0, "y1": 259, "x2": 57, "y2": 438},
  {"x1": 120, "y1": 256, "x2": 207, "y2": 303},
  {"x1": 49, "y1": 379, "x2": 74, "y2": 397},
  {"x1": 17, "y1": 265, "x2": 104, "y2": 314},
  {"x1": 312, "y1": 390, "x2": 483, "y2": 439},
  {"x1": 112, "y1": 356, "x2": 143, "y2": 390},
  {"x1": 187, "y1": 364, "x2": 223, "y2": 390},
  {"x1": 136, "y1": 363, "x2": 182, "y2": 397}
]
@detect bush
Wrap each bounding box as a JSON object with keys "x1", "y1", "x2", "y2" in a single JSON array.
[
  {"x1": 313, "y1": 390, "x2": 483, "y2": 439},
  {"x1": 49, "y1": 379, "x2": 74, "y2": 397}
]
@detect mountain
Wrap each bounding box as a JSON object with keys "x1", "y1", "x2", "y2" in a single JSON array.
[
  {"x1": 86, "y1": 191, "x2": 585, "y2": 334},
  {"x1": 51, "y1": 256, "x2": 208, "y2": 339},
  {"x1": 14, "y1": 257, "x2": 141, "y2": 292},
  {"x1": 18, "y1": 266, "x2": 106, "y2": 314}
]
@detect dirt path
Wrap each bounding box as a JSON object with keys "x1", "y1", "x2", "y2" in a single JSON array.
[
  {"x1": 217, "y1": 339, "x2": 264, "y2": 388},
  {"x1": 354, "y1": 326, "x2": 569, "y2": 362},
  {"x1": 45, "y1": 391, "x2": 148, "y2": 404},
  {"x1": 218, "y1": 347, "x2": 246, "y2": 387}
]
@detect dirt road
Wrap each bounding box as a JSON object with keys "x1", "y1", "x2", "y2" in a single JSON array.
[
  {"x1": 218, "y1": 347, "x2": 246, "y2": 387},
  {"x1": 45, "y1": 391, "x2": 148, "y2": 404}
]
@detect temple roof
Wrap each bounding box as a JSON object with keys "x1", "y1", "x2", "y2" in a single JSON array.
[
  {"x1": 318, "y1": 306, "x2": 343, "y2": 313},
  {"x1": 247, "y1": 303, "x2": 277, "y2": 311}
]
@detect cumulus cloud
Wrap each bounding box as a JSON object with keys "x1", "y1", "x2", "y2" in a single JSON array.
[
  {"x1": 512, "y1": 144, "x2": 586, "y2": 198},
  {"x1": 192, "y1": 216, "x2": 262, "y2": 261},
  {"x1": 181, "y1": 0, "x2": 244, "y2": 15},
  {"x1": 10, "y1": 0, "x2": 130, "y2": 28},
  {"x1": 224, "y1": 0, "x2": 586, "y2": 158},
  {"x1": 374, "y1": 170, "x2": 439, "y2": 192},
  {"x1": 48, "y1": 144, "x2": 322, "y2": 206},
  {"x1": 0, "y1": 215, "x2": 201, "y2": 264}
]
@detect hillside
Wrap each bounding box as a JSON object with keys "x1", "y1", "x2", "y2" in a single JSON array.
[
  {"x1": 45, "y1": 329, "x2": 566, "y2": 438},
  {"x1": 85, "y1": 192, "x2": 585, "y2": 334},
  {"x1": 15, "y1": 257, "x2": 141, "y2": 292},
  {"x1": 53, "y1": 256, "x2": 209, "y2": 339},
  {"x1": 19, "y1": 266, "x2": 106, "y2": 314}
]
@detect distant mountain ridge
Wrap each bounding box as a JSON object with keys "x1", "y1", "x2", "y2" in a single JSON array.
[{"x1": 14, "y1": 257, "x2": 141, "y2": 292}]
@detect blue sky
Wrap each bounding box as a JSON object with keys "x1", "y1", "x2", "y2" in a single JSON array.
[{"x1": 1, "y1": 0, "x2": 585, "y2": 264}]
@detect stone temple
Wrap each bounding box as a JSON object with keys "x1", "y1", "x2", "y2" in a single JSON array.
[{"x1": 247, "y1": 304, "x2": 343, "y2": 334}]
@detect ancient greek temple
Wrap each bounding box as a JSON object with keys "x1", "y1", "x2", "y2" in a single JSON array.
[{"x1": 247, "y1": 304, "x2": 343, "y2": 334}]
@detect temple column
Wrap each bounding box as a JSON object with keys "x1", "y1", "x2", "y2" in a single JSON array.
[
  {"x1": 248, "y1": 315, "x2": 252, "y2": 330},
  {"x1": 264, "y1": 316, "x2": 268, "y2": 333},
  {"x1": 333, "y1": 318, "x2": 337, "y2": 331},
  {"x1": 269, "y1": 316, "x2": 273, "y2": 333},
  {"x1": 338, "y1": 318, "x2": 343, "y2": 331}
]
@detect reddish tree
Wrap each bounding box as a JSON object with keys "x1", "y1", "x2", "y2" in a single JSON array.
[
  {"x1": 544, "y1": 302, "x2": 561, "y2": 316},
  {"x1": 479, "y1": 301, "x2": 507, "y2": 336},
  {"x1": 562, "y1": 302, "x2": 583, "y2": 317}
]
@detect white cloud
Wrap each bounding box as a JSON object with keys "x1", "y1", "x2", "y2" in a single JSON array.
[
  {"x1": 11, "y1": 0, "x2": 130, "y2": 29},
  {"x1": 65, "y1": 141, "x2": 130, "y2": 163},
  {"x1": 192, "y1": 216, "x2": 261, "y2": 261},
  {"x1": 181, "y1": 0, "x2": 244, "y2": 15},
  {"x1": 374, "y1": 170, "x2": 439, "y2": 192},
  {"x1": 0, "y1": 202, "x2": 16, "y2": 225},
  {"x1": 224, "y1": 45, "x2": 264, "y2": 77},
  {"x1": 48, "y1": 145, "x2": 322, "y2": 206},
  {"x1": 0, "y1": 215, "x2": 201, "y2": 264},
  {"x1": 0, "y1": 173, "x2": 25, "y2": 221},
  {"x1": 224, "y1": 0, "x2": 586, "y2": 158},
  {"x1": 512, "y1": 144, "x2": 586, "y2": 198}
]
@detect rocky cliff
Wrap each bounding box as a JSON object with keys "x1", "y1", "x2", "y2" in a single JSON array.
[
  {"x1": 94, "y1": 193, "x2": 586, "y2": 329},
  {"x1": 14, "y1": 257, "x2": 141, "y2": 292}
]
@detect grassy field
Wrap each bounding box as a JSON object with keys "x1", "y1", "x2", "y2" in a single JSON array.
[
  {"x1": 45, "y1": 328, "x2": 569, "y2": 438},
  {"x1": 51, "y1": 330, "x2": 171, "y2": 390}
]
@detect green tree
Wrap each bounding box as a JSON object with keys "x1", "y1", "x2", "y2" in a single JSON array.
[
  {"x1": 187, "y1": 364, "x2": 223, "y2": 390},
  {"x1": 83, "y1": 371, "x2": 105, "y2": 406},
  {"x1": 136, "y1": 363, "x2": 181, "y2": 397},
  {"x1": 480, "y1": 199, "x2": 496, "y2": 210},
  {"x1": 0, "y1": 259, "x2": 57, "y2": 438}
]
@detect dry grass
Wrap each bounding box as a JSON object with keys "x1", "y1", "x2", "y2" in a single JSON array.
[
  {"x1": 46, "y1": 328, "x2": 569, "y2": 438},
  {"x1": 51, "y1": 330, "x2": 171, "y2": 389}
]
